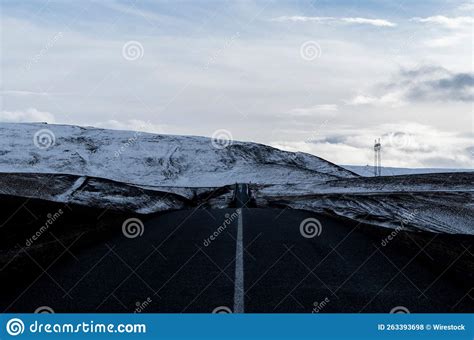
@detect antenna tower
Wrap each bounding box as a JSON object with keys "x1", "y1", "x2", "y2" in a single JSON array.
[{"x1": 374, "y1": 138, "x2": 381, "y2": 176}]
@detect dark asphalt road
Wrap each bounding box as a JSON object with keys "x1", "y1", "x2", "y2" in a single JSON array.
[
  {"x1": 2, "y1": 184, "x2": 471, "y2": 313},
  {"x1": 234, "y1": 183, "x2": 251, "y2": 208}
]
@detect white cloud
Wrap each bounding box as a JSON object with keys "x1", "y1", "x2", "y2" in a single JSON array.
[
  {"x1": 0, "y1": 108, "x2": 56, "y2": 123},
  {"x1": 0, "y1": 90, "x2": 72, "y2": 96},
  {"x1": 347, "y1": 92, "x2": 405, "y2": 107},
  {"x1": 1, "y1": 3, "x2": 471, "y2": 169},
  {"x1": 94, "y1": 119, "x2": 167, "y2": 134},
  {"x1": 271, "y1": 16, "x2": 333, "y2": 23},
  {"x1": 273, "y1": 140, "x2": 366, "y2": 165},
  {"x1": 458, "y1": 2, "x2": 474, "y2": 11},
  {"x1": 410, "y1": 14, "x2": 473, "y2": 48},
  {"x1": 424, "y1": 32, "x2": 470, "y2": 47},
  {"x1": 100, "y1": 0, "x2": 180, "y2": 24},
  {"x1": 271, "y1": 122, "x2": 472, "y2": 168},
  {"x1": 340, "y1": 17, "x2": 396, "y2": 27},
  {"x1": 347, "y1": 66, "x2": 474, "y2": 106},
  {"x1": 411, "y1": 16, "x2": 473, "y2": 29},
  {"x1": 271, "y1": 16, "x2": 396, "y2": 27},
  {"x1": 287, "y1": 104, "x2": 338, "y2": 116},
  {"x1": 346, "y1": 95, "x2": 377, "y2": 105}
]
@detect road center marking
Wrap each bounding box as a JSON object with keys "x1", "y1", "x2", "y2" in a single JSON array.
[{"x1": 233, "y1": 208, "x2": 244, "y2": 313}]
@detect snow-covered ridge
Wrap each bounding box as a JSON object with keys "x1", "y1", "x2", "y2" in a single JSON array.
[
  {"x1": 0, "y1": 123, "x2": 355, "y2": 187},
  {"x1": 0, "y1": 173, "x2": 231, "y2": 214},
  {"x1": 255, "y1": 172, "x2": 474, "y2": 235},
  {"x1": 343, "y1": 164, "x2": 473, "y2": 177},
  {"x1": 1, "y1": 123, "x2": 472, "y2": 235}
]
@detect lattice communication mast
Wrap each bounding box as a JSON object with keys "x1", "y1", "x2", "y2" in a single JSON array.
[{"x1": 374, "y1": 138, "x2": 381, "y2": 176}]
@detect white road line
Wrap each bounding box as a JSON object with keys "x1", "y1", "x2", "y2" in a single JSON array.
[{"x1": 233, "y1": 207, "x2": 245, "y2": 313}]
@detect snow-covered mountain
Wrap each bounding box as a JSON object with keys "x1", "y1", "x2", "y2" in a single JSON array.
[
  {"x1": 0, "y1": 123, "x2": 355, "y2": 187},
  {"x1": 0, "y1": 123, "x2": 472, "y2": 235}
]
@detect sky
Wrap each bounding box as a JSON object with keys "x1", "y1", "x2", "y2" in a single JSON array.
[{"x1": 1, "y1": 0, "x2": 473, "y2": 168}]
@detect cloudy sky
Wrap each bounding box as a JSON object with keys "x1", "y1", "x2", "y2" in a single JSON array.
[{"x1": 1, "y1": 0, "x2": 473, "y2": 168}]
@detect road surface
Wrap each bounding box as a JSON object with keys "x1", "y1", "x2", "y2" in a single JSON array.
[{"x1": 2, "y1": 184, "x2": 471, "y2": 313}]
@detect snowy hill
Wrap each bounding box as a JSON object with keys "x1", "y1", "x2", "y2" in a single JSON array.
[
  {"x1": 0, "y1": 123, "x2": 472, "y2": 235},
  {"x1": 0, "y1": 123, "x2": 355, "y2": 187}
]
